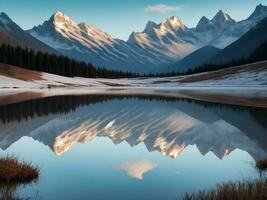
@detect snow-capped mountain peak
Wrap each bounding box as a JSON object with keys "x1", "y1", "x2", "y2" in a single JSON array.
[
  {"x1": 53, "y1": 10, "x2": 72, "y2": 22},
  {"x1": 51, "y1": 11, "x2": 80, "y2": 33},
  {"x1": 160, "y1": 16, "x2": 187, "y2": 31},
  {"x1": 212, "y1": 10, "x2": 235, "y2": 26},
  {"x1": 53, "y1": 10, "x2": 64, "y2": 17}
]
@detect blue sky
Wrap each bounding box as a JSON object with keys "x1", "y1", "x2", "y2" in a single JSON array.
[{"x1": 1, "y1": 0, "x2": 267, "y2": 40}]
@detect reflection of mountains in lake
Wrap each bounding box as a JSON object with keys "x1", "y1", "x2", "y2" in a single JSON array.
[{"x1": 0, "y1": 95, "x2": 267, "y2": 160}]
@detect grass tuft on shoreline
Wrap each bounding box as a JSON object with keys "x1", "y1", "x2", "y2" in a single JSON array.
[
  {"x1": 184, "y1": 179, "x2": 267, "y2": 200},
  {"x1": 0, "y1": 156, "x2": 39, "y2": 184}
]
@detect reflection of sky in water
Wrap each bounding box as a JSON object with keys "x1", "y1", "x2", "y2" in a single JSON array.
[
  {"x1": 119, "y1": 160, "x2": 157, "y2": 180},
  {"x1": 0, "y1": 136, "x2": 259, "y2": 200}
]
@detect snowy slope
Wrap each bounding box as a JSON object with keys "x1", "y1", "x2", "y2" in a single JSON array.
[{"x1": 0, "y1": 61, "x2": 267, "y2": 90}]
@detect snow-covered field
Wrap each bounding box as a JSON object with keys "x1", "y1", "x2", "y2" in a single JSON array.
[
  {"x1": 0, "y1": 61, "x2": 267, "y2": 89},
  {"x1": 0, "y1": 61, "x2": 266, "y2": 108}
]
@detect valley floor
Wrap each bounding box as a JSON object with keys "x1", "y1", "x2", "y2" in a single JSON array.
[
  {"x1": 0, "y1": 61, "x2": 267, "y2": 107},
  {"x1": 0, "y1": 61, "x2": 267, "y2": 89}
]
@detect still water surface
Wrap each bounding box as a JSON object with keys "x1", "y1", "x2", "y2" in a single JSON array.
[{"x1": 0, "y1": 94, "x2": 266, "y2": 200}]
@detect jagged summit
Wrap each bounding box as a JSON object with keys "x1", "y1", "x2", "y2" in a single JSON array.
[
  {"x1": 199, "y1": 16, "x2": 210, "y2": 22},
  {"x1": 248, "y1": 3, "x2": 267, "y2": 20},
  {"x1": 0, "y1": 12, "x2": 12, "y2": 28},
  {"x1": 196, "y1": 16, "x2": 211, "y2": 31},
  {"x1": 160, "y1": 16, "x2": 187, "y2": 31},
  {"x1": 52, "y1": 10, "x2": 71, "y2": 20},
  {"x1": 212, "y1": 9, "x2": 235, "y2": 25},
  {"x1": 50, "y1": 10, "x2": 68, "y2": 22},
  {"x1": 0, "y1": 12, "x2": 10, "y2": 18},
  {"x1": 0, "y1": 12, "x2": 13, "y2": 27},
  {"x1": 144, "y1": 20, "x2": 158, "y2": 32},
  {"x1": 54, "y1": 10, "x2": 64, "y2": 16},
  {"x1": 49, "y1": 11, "x2": 79, "y2": 32}
]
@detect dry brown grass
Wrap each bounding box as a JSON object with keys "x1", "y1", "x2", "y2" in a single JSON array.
[
  {"x1": 0, "y1": 63, "x2": 44, "y2": 81},
  {"x1": 184, "y1": 179, "x2": 267, "y2": 200},
  {"x1": 0, "y1": 156, "x2": 39, "y2": 184}
]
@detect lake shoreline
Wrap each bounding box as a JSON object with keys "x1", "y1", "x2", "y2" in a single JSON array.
[{"x1": 0, "y1": 87, "x2": 267, "y2": 108}]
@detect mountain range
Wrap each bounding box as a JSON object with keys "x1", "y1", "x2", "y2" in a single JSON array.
[
  {"x1": 171, "y1": 10, "x2": 267, "y2": 72},
  {"x1": 0, "y1": 4, "x2": 267, "y2": 73}
]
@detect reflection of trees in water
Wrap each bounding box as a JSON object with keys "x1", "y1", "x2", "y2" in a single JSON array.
[
  {"x1": 0, "y1": 183, "x2": 20, "y2": 200},
  {"x1": 0, "y1": 94, "x2": 266, "y2": 124},
  {"x1": 0, "y1": 183, "x2": 37, "y2": 200}
]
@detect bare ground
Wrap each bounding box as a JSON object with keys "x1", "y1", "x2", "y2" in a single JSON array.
[{"x1": 0, "y1": 63, "x2": 44, "y2": 81}]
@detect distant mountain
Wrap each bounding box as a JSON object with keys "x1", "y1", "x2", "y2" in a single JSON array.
[
  {"x1": 27, "y1": 4, "x2": 267, "y2": 73},
  {"x1": 208, "y1": 16, "x2": 267, "y2": 64},
  {"x1": 169, "y1": 46, "x2": 220, "y2": 72},
  {"x1": 127, "y1": 16, "x2": 198, "y2": 64},
  {"x1": 193, "y1": 5, "x2": 267, "y2": 48},
  {"x1": 0, "y1": 12, "x2": 58, "y2": 54}
]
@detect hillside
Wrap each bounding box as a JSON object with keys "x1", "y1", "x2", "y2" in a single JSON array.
[
  {"x1": 170, "y1": 46, "x2": 220, "y2": 72},
  {"x1": 208, "y1": 17, "x2": 267, "y2": 64}
]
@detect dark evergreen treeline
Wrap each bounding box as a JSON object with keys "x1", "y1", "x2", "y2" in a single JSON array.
[
  {"x1": 250, "y1": 40, "x2": 267, "y2": 61},
  {"x1": 0, "y1": 39, "x2": 266, "y2": 78},
  {"x1": 0, "y1": 43, "x2": 138, "y2": 78},
  {"x1": 0, "y1": 94, "x2": 265, "y2": 124}
]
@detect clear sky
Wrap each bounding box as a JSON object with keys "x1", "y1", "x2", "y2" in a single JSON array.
[{"x1": 1, "y1": 0, "x2": 267, "y2": 40}]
